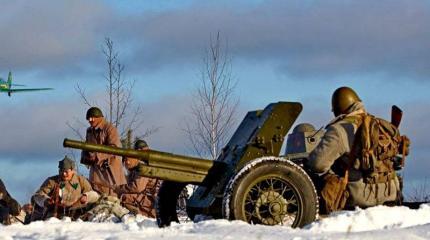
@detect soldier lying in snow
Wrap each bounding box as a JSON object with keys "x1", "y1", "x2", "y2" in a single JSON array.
[
  {"x1": 0, "y1": 178, "x2": 21, "y2": 225},
  {"x1": 31, "y1": 156, "x2": 99, "y2": 220}
]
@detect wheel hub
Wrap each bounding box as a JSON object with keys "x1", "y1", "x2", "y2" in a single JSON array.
[{"x1": 255, "y1": 191, "x2": 288, "y2": 225}]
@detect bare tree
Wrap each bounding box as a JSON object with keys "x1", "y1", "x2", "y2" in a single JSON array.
[
  {"x1": 184, "y1": 32, "x2": 239, "y2": 160},
  {"x1": 69, "y1": 37, "x2": 157, "y2": 143}
]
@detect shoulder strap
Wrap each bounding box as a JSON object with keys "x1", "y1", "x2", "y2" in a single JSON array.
[{"x1": 344, "y1": 113, "x2": 369, "y2": 179}]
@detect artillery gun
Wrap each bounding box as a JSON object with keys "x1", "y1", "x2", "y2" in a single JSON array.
[{"x1": 64, "y1": 102, "x2": 320, "y2": 228}]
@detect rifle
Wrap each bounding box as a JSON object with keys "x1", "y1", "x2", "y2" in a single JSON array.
[
  {"x1": 391, "y1": 105, "x2": 410, "y2": 168},
  {"x1": 391, "y1": 105, "x2": 403, "y2": 128},
  {"x1": 12, "y1": 215, "x2": 24, "y2": 224},
  {"x1": 42, "y1": 178, "x2": 62, "y2": 219},
  {"x1": 52, "y1": 180, "x2": 61, "y2": 218}
]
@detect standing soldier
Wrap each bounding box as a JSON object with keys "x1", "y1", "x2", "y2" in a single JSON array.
[
  {"x1": 306, "y1": 87, "x2": 404, "y2": 213},
  {"x1": 115, "y1": 139, "x2": 161, "y2": 217},
  {"x1": 81, "y1": 107, "x2": 126, "y2": 197},
  {"x1": 32, "y1": 156, "x2": 99, "y2": 219},
  {"x1": 0, "y1": 178, "x2": 21, "y2": 225}
]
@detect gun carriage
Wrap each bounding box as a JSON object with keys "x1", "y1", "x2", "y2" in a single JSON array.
[{"x1": 63, "y1": 102, "x2": 326, "y2": 228}]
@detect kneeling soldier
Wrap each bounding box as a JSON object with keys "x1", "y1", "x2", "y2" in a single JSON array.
[
  {"x1": 115, "y1": 140, "x2": 161, "y2": 218},
  {"x1": 32, "y1": 156, "x2": 99, "y2": 220}
]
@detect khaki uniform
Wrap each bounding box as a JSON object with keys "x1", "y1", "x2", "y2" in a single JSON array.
[
  {"x1": 0, "y1": 179, "x2": 20, "y2": 225},
  {"x1": 307, "y1": 102, "x2": 400, "y2": 208},
  {"x1": 81, "y1": 119, "x2": 126, "y2": 197},
  {"x1": 33, "y1": 174, "x2": 99, "y2": 219},
  {"x1": 116, "y1": 165, "x2": 160, "y2": 218}
]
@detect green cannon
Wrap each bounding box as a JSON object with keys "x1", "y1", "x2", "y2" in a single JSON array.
[
  {"x1": 63, "y1": 138, "x2": 218, "y2": 184},
  {"x1": 63, "y1": 102, "x2": 319, "y2": 228}
]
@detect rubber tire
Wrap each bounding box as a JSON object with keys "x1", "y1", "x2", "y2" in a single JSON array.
[
  {"x1": 223, "y1": 157, "x2": 318, "y2": 228},
  {"x1": 156, "y1": 181, "x2": 187, "y2": 227}
]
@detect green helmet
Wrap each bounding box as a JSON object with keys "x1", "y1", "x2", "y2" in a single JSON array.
[
  {"x1": 58, "y1": 156, "x2": 75, "y2": 171},
  {"x1": 292, "y1": 123, "x2": 316, "y2": 133},
  {"x1": 331, "y1": 87, "x2": 361, "y2": 117},
  {"x1": 86, "y1": 107, "x2": 104, "y2": 120},
  {"x1": 134, "y1": 139, "x2": 148, "y2": 150}
]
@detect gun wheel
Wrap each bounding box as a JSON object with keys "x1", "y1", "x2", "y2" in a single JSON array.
[
  {"x1": 223, "y1": 157, "x2": 318, "y2": 228},
  {"x1": 156, "y1": 181, "x2": 193, "y2": 227}
]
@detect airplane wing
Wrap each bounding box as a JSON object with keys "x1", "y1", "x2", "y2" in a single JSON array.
[{"x1": 8, "y1": 88, "x2": 53, "y2": 92}]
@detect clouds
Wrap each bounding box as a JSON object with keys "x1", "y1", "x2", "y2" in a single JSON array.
[
  {"x1": 377, "y1": 101, "x2": 430, "y2": 180},
  {"x1": 3, "y1": 1, "x2": 430, "y2": 81},
  {"x1": 1, "y1": 0, "x2": 430, "y2": 203},
  {"x1": 0, "y1": 0, "x2": 111, "y2": 76},
  {"x1": 115, "y1": 0, "x2": 430, "y2": 79},
  {"x1": 0, "y1": 92, "x2": 191, "y2": 162},
  {"x1": 0, "y1": 97, "x2": 84, "y2": 161}
]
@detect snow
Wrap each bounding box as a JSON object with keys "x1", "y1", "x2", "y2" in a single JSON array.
[{"x1": 1, "y1": 204, "x2": 430, "y2": 240}]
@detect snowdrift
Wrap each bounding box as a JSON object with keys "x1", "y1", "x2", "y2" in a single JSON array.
[{"x1": 1, "y1": 204, "x2": 430, "y2": 240}]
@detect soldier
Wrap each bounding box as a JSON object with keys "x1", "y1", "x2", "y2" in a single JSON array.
[
  {"x1": 32, "y1": 156, "x2": 99, "y2": 219},
  {"x1": 306, "y1": 86, "x2": 401, "y2": 213},
  {"x1": 81, "y1": 107, "x2": 126, "y2": 197},
  {"x1": 115, "y1": 139, "x2": 161, "y2": 218},
  {"x1": 0, "y1": 178, "x2": 21, "y2": 225}
]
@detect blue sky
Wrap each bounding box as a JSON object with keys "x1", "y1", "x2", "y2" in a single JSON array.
[{"x1": 0, "y1": 0, "x2": 429, "y2": 203}]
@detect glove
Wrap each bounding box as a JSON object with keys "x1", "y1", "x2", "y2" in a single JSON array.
[
  {"x1": 81, "y1": 151, "x2": 96, "y2": 166},
  {"x1": 80, "y1": 194, "x2": 88, "y2": 204}
]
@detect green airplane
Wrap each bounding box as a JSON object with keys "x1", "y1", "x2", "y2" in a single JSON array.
[{"x1": 0, "y1": 72, "x2": 53, "y2": 97}]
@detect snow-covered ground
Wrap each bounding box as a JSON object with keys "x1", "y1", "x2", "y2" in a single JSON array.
[{"x1": 1, "y1": 204, "x2": 430, "y2": 240}]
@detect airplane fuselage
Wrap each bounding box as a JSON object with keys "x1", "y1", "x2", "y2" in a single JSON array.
[{"x1": 0, "y1": 72, "x2": 53, "y2": 97}]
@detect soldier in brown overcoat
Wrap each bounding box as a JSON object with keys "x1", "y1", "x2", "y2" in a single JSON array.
[
  {"x1": 81, "y1": 107, "x2": 127, "y2": 197},
  {"x1": 32, "y1": 156, "x2": 99, "y2": 219},
  {"x1": 115, "y1": 140, "x2": 161, "y2": 218}
]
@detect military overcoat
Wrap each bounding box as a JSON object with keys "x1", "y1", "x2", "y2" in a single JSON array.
[
  {"x1": 81, "y1": 118, "x2": 126, "y2": 197},
  {"x1": 116, "y1": 166, "x2": 160, "y2": 218},
  {"x1": 33, "y1": 174, "x2": 99, "y2": 219}
]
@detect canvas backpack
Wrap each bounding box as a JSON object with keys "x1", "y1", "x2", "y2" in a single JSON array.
[
  {"x1": 353, "y1": 114, "x2": 410, "y2": 184},
  {"x1": 320, "y1": 113, "x2": 410, "y2": 213}
]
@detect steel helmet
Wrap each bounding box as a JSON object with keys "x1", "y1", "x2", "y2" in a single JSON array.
[
  {"x1": 134, "y1": 139, "x2": 149, "y2": 150},
  {"x1": 292, "y1": 123, "x2": 316, "y2": 133},
  {"x1": 86, "y1": 107, "x2": 104, "y2": 120},
  {"x1": 331, "y1": 87, "x2": 361, "y2": 117}
]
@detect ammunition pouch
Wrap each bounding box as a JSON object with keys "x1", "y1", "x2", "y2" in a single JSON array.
[{"x1": 321, "y1": 173, "x2": 349, "y2": 213}]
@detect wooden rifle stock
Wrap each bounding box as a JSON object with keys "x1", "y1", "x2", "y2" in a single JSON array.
[
  {"x1": 52, "y1": 181, "x2": 61, "y2": 218},
  {"x1": 391, "y1": 105, "x2": 403, "y2": 128}
]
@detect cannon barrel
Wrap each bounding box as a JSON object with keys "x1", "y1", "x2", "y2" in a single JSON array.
[{"x1": 63, "y1": 138, "x2": 216, "y2": 183}]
